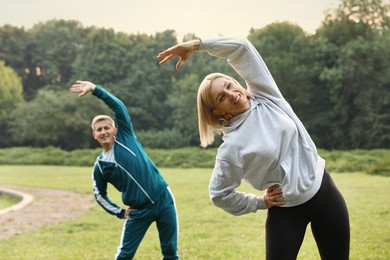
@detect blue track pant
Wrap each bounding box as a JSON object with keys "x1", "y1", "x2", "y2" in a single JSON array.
[{"x1": 115, "y1": 187, "x2": 179, "y2": 260}]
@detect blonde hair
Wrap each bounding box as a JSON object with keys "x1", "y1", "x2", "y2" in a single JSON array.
[
  {"x1": 91, "y1": 115, "x2": 115, "y2": 130},
  {"x1": 197, "y1": 72, "x2": 251, "y2": 148}
]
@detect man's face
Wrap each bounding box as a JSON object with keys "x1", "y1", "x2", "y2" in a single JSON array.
[{"x1": 92, "y1": 119, "x2": 117, "y2": 150}]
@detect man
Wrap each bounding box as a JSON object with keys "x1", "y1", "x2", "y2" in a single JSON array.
[{"x1": 70, "y1": 80, "x2": 179, "y2": 260}]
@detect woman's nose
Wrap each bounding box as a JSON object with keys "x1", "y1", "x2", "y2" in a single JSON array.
[{"x1": 226, "y1": 90, "x2": 235, "y2": 100}]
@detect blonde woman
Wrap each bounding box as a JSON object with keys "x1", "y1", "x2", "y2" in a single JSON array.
[{"x1": 158, "y1": 38, "x2": 349, "y2": 260}]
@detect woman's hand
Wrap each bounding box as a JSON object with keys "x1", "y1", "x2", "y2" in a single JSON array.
[
  {"x1": 70, "y1": 80, "x2": 96, "y2": 97},
  {"x1": 264, "y1": 184, "x2": 286, "y2": 208},
  {"x1": 157, "y1": 39, "x2": 201, "y2": 70}
]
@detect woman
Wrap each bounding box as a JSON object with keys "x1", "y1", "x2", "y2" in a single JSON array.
[{"x1": 157, "y1": 38, "x2": 350, "y2": 260}]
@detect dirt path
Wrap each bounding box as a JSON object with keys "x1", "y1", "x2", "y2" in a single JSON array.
[{"x1": 0, "y1": 186, "x2": 95, "y2": 240}]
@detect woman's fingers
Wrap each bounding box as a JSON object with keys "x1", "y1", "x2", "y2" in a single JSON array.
[
  {"x1": 264, "y1": 184, "x2": 286, "y2": 208},
  {"x1": 158, "y1": 53, "x2": 174, "y2": 65},
  {"x1": 176, "y1": 58, "x2": 187, "y2": 70},
  {"x1": 157, "y1": 43, "x2": 192, "y2": 70}
]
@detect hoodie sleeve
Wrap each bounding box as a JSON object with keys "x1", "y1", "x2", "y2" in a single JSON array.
[
  {"x1": 92, "y1": 162, "x2": 125, "y2": 219},
  {"x1": 200, "y1": 38, "x2": 283, "y2": 101},
  {"x1": 209, "y1": 159, "x2": 267, "y2": 216}
]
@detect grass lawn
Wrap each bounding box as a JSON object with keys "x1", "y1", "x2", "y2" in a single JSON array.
[
  {"x1": 0, "y1": 165, "x2": 389, "y2": 259},
  {"x1": 0, "y1": 194, "x2": 19, "y2": 210}
]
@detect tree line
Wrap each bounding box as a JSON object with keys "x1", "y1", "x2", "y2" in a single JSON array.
[{"x1": 0, "y1": 0, "x2": 389, "y2": 150}]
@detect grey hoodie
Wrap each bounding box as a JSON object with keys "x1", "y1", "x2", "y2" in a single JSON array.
[{"x1": 201, "y1": 38, "x2": 325, "y2": 216}]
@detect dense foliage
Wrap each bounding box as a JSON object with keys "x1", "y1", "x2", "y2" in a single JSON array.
[{"x1": 0, "y1": 0, "x2": 389, "y2": 150}]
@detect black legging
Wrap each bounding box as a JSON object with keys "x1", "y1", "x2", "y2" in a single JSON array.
[{"x1": 265, "y1": 170, "x2": 350, "y2": 260}]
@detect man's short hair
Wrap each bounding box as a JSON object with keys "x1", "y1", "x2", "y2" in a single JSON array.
[{"x1": 91, "y1": 115, "x2": 115, "y2": 130}]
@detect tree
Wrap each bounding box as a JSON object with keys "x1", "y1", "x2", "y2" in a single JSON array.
[
  {"x1": 72, "y1": 28, "x2": 132, "y2": 85},
  {"x1": 324, "y1": 0, "x2": 390, "y2": 31},
  {"x1": 9, "y1": 88, "x2": 108, "y2": 150},
  {"x1": 0, "y1": 60, "x2": 23, "y2": 146},
  {"x1": 73, "y1": 30, "x2": 179, "y2": 131},
  {"x1": 23, "y1": 19, "x2": 91, "y2": 100},
  {"x1": 0, "y1": 25, "x2": 28, "y2": 79},
  {"x1": 169, "y1": 74, "x2": 200, "y2": 145},
  {"x1": 314, "y1": 0, "x2": 390, "y2": 149},
  {"x1": 319, "y1": 33, "x2": 390, "y2": 148}
]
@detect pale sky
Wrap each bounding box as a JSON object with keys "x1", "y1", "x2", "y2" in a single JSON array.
[{"x1": 0, "y1": 0, "x2": 340, "y2": 39}]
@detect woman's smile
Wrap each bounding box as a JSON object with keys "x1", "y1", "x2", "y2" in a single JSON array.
[{"x1": 210, "y1": 77, "x2": 250, "y2": 118}]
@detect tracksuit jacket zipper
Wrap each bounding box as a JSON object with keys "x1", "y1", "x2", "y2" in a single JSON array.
[{"x1": 96, "y1": 140, "x2": 155, "y2": 205}]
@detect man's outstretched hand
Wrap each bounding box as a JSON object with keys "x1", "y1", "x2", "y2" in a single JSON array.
[{"x1": 70, "y1": 80, "x2": 96, "y2": 97}]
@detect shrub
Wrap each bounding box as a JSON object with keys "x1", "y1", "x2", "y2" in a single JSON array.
[
  {"x1": 0, "y1": 147, "x2": 388, "y2": 176},
  {"x1": 136, "y1": 129, "x2": 191, "y2": 149}
]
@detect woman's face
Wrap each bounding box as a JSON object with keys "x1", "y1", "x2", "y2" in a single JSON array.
[{"x1": 210, "y1": 77, "x2": 250, "y2": 119}]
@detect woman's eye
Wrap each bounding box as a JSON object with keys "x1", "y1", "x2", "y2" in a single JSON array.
[{"x1": 227, "y1": 83, "x2": 231, "y2": 89}]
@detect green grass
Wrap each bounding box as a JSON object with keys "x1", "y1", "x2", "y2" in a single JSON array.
[
  {"x1": 0, "y1": 194, "x2": 19, "y2": 210},
  {"x1": 0, "y1": 166, "x2": 389, "y2": 259}
]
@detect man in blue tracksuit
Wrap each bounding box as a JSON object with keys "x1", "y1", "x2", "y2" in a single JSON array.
[{"x1": 71, "y1": 80, "x2": 179, "y2": 259}]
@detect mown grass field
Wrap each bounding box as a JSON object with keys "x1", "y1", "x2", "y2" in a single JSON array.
[
  {"x1": 0, "y1": 194, "x2": 19, "y2": 209},
  {"x1": 0, "y1": 165, "x2": 389, "y2": 259}
]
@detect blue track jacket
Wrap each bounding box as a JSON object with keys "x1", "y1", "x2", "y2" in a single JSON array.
[{"x1": 91, "y1": 86, "x2": 168, "y2": 219}]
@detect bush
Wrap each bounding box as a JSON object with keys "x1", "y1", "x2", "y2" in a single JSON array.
[
  {"x1": 136, "y1": 129, "x2": 191, "y2": 149},
  {"x1": 146, "y1": 147, "x2": 217, "y2": 168},
  {"x1": 0, "y1": 147, "x2": 388, "y2": 176},
  {"x1": 0, "y1": 147, "x2": 100, "y2": 166},
  {"x1": 319, "y1": 149, "x2": 390, "y2": 176}
]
